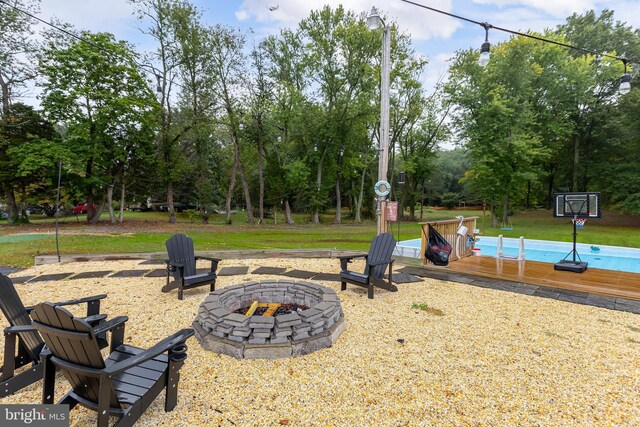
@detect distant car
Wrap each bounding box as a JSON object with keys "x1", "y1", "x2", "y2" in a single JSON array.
[
  {"x1": 72, "y1": 202, "x2": 96, "y2": 215},
  {"x1": 25, "y1": 205, "x2": 44, "y2": 215}
]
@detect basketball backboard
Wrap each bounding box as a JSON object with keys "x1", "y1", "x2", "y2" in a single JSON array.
[{"x1": 553, "y1": 192, "x2": 601, "y2": 218}]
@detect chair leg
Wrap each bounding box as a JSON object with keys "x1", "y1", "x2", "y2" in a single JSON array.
[
  {"x1": 165, "y1": 344, "x2": 187, "y2": 412},
  {"x1": 340, "y1": 281, "x2": 346, "y2": 291},
  {"x1": 2, "y1": 332, "x2": 17, "y2": 382},
  {"x1": 42, "y1": 352, "x2": 55, "y2": 404},
  {"x1": 367, "y1": 283, "x2": 374, "y2": 299},
  {"x1": 97, "y1": 377, "x2": 112, "y2": 427},
  {"x1": 209, "y1": 282, "x2": 215, "y2": 292},
  {"x1": 178, "y1": 285, "x2": 183, "y2": 300}
]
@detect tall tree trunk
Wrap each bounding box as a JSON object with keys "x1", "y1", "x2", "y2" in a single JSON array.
[
  {"x1": 5, "y1": 188, "x2": 18, "y2": 224},
  {"x1": 237, "y1": 162, "x2": 254, "y2": 224},
  {"x1": 354, "y1": 167, "x2": 367, "y2": 223},
  {"x1": 89, "y1": 198, "x2": 106, "y2": 224},
  {"x1": 225, "y1": 154, "x2": 238, "y2": 224},
  {"x1": 167, "y1": 181, "x2": 176, "y2": 223},
  {"x1": 284, "y1": 199, "x2": 294, "y2": 224},
  {"x1": 572, "y1": 134, "x2": 579, "y2": 192},
  {"x1": 335, "y1": 178, "x2": 341, "y2": 224},
  {"x1": 502, "y1": 196, "x2": 509, "y2": 224},
  {"x1": 257, "y1": 131, "x2": 264, "y2": 224},
  {"x1": 86, "y1": 157, "x2": 95, "y2": 222},
  {"x1": 106, "y1": 184, "x2": 116, "y2": 224},
  {"x1": 313, "y1": 151, "x2": 326, "y2": 224},
  {"x1": 118, "y1": 181, "x2": 125, "y2": 223}
]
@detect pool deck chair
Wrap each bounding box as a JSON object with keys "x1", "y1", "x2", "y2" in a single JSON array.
[
  {"x1": 338, "y1": 233, "x2": 398, "y2": 299},
  {"x1": 0, "y1": 273, "x2": 107, "y2": 398},
  {"x1": 165, "y1": 233, "x2": 221, "y2": 300},
  {"x1": 31, "y1": 302, "x2": 194, "y2": 427}
]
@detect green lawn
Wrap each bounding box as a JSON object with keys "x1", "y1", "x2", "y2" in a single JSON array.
[{"x1": 0, "y1": 208, "x2": 637, "y2": 268}]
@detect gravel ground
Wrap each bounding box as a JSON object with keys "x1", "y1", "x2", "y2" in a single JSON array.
[{"x1": 3, "y1": 258, "x2": 640, "y2": 426}]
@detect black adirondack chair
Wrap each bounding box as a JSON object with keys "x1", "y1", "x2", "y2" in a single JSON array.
[
  {"x1": 31, "y1": 302, "x2": 194, "y2": 427},
  {"x1": 165, "y1": 234, "x2": 221, "y2": 300},
  {"x1": 338, "y1": 233, "x2": 398, "y2": 299},
  {"x1": 0, "y1": 273, "x2": 107, "y2": 397}
]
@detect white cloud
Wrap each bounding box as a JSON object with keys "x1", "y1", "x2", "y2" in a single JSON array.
[
  {"x1": 235, "y1": 10, "x2": 250, "y2": 21},
  {"x1": 472, "y1": 0, "x2": 595, "y2": 18},
  {"x1": 235, "y1": 0, "x2": 462, "y2": 41},
  {"x1": 39, "y1": 0, "x2": 137, "y2": 34}
]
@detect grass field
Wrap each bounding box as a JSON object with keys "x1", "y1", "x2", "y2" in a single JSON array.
[{"x1": 0, "y1": 208, "x2": 638, "y2": 268}]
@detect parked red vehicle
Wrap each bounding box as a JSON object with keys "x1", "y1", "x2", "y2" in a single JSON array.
[{"x1": 72, "y1": 202, "x2": 95, "y2": 215}]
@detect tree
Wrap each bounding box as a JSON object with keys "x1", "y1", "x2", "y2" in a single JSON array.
[
  {"x1": 0, "y1": 0, "x2": 40, "y2": 223},
  {"x1": 39, "y1": 31, "x2": 158, "y2": 224},
  {"x1": 447, "y1": 38, "x2": 551, "y2": 224},
  {"x1": 299, "y1": 5, "x2": 378, "y2": 223},
  {"x1": 0, "y1": 103, "x2": 62, "y2": 222},
  {"x1": 207, "y1": 24, "x2": 254, "y2": 224}
]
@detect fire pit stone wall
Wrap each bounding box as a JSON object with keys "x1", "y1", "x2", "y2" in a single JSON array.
[{"x1": 193, "y1": 280, "x2": 344, "y2": 359}]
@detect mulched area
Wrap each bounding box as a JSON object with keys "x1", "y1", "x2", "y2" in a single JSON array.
[
  {"x1": 29, "y1": 273, "x2": 73, "y2": 282},
  {"x1": 109, "y1": 269, "x2": 148, "y2": 278},
  {"x1": 281, "y1": 269, "x2": 316, "y2": 279},
  {"x1": 69, "y1": 271, "x2": 112, "y2": 279},
  {"x1": 146, "y1": 269, "x2": 167, "y2": 278},
  {"x1": 9, "y1": 276, "x2": 35, "y2": 284},
  {"x1": 138, "y1": 259, "x2": 167, "y2": 265},
  {"x1": 251, "y1": 266, "x2": 288, "y2": 275},
  {"x1": 218, "y1": 266, "x2": 250, "y2": 276}
]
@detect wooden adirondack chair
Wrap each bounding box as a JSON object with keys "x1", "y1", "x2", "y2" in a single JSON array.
[
  {"x1": 165, "y1": 233, "x2": 221, "y2": 300},
  {"x1": 338, "y1": 233, "x2": 398, "y2": 299},
  {"x1": 0, "y1": 273, "x2": 107, "y2": 397},
  {"x1": 31, "y1": 302, "x2": 194, "y2": 427}
]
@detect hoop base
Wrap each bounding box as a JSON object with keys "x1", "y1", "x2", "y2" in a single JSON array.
[{"x1": 554, "y1": 260, "x2": 588, "y2": 273}]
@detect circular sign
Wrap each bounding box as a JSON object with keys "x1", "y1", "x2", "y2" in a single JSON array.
[{"x1": 374, "y1": 180, "x2": 391, "y2": 197}]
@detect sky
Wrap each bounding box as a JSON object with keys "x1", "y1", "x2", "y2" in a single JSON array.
[{"x1": 17, "y1": 0, "x2": 640, "y2": 104}]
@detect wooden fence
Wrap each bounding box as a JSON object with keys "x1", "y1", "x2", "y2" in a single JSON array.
[{"x1": 420, "y1": 217, "x2": 479, "y2": 265}]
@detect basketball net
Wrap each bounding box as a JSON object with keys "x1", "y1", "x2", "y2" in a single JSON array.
[{"x1": 572, "y1": 218, "x2": 587, "y2": 229}]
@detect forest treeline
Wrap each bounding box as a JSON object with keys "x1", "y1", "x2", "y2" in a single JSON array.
[{"x1": 1, "y1": 1, "x2": 639, "y2": 225}]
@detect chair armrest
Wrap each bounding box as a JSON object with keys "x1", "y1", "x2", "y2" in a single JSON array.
[
  {"x1": 166, "y1": 261, "x2": 185, "y2": 277},
  {"x1": 196, "y1": 256, "x2": 221, "y2": 262},
  {"x1": 338, "y1": 253, "x2": 367, "y2": 270},
  {"x1": 54, "y1": 294, "x2": 107, "y2": 307},
  {"x1": 337, "y1": 253, "x2": 367, "y2": 261},
  {"x1": 85, "y1": 314, "x2": 108, "y2": 324},
  {"x1": 104, "y1": 328, "x2": 194, "y2": 375},
  {"x1": 92, "y1": 316, "x2": 128, "y2": 336},
  {"x1": 4, "y1": 324, "x2": 37, "y2": 334},
  {"x1": 196, "y1": 256, "x2": 220, "y2": 272}
]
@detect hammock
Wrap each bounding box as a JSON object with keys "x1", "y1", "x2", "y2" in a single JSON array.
[{"x1": 424, "y1": 224, "x2": 452, "y2": 266}]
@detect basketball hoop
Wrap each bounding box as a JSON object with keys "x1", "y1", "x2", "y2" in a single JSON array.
[{"x1": 572, "y1": 218, "x2": 587, "y2": 229}]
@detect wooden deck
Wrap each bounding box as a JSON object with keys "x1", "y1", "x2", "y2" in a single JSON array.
[{"x1": 445, "y1": 255, "x2": 640, "y2": 301}]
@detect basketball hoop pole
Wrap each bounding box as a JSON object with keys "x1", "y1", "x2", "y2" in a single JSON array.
[{"x1": 570, "y1": 214, "x2": 579, "y2": 263}]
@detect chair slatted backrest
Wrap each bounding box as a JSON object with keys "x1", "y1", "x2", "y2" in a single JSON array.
[
  {"x1": 0, "y1": 274, "x2": 45, "y2": 361},
  {"x1": 364, "y1": 233, "x2": 397, "y2": 280},
  {"x1": 166, "y1": 234, "x2": 197, "y2": 278},
  {"x1": 31, "y1": 303, "x2": 120, "y2": 408}
]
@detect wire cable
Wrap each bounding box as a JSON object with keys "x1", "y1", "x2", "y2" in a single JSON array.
[{"x1": 398, "y1": 0, "x2": 638, "y2": 65}]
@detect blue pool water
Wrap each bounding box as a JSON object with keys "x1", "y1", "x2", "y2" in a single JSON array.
[{"x1": 396, "y1": 237, "x2": 640, "y2": 274}]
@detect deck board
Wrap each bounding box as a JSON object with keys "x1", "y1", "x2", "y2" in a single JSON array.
[{"x1": 444, "y1": 256, "x2": 640, "y2": 301}]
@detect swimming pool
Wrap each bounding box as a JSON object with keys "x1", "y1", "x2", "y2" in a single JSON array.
[{"x1": 395, "y1": 237, "x2": 640, "y2": 274}]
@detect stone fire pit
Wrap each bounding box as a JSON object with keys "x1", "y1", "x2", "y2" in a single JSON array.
[{"x1": 192, "y1": 280, "x2": 344, "y2": 359}]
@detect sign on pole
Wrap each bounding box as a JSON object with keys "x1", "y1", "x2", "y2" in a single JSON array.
[{"x1": 386, "y1": 201, "x2": 398, "y2": 222}]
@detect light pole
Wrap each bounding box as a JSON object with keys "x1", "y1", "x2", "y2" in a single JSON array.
[{"x1": 368, "y1": 6, "x2": 391, "y2": 235}]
